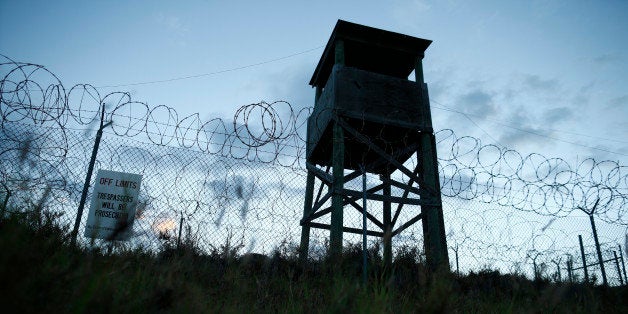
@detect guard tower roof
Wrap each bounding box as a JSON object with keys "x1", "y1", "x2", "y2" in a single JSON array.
[{"x1": 309, "y1": 20, "x2": 432, "y2": 88}]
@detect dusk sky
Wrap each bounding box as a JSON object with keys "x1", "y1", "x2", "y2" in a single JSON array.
[{"x1": 1, "y1": 0, "x2": 627, "y2": 165}]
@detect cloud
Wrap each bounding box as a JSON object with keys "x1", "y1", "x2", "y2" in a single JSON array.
[
  {"x1": 260, "y1": 60, "x2": 315, "y2": 112},
  {"x1": 522, "y1": 74, "x2": 558, "y2": 92},
  {"x1": 495, "y1": 108, "x2": 549, "y2": 147},
  {"x1": 391, "y1": 0, "x2": 431, "y2": 27},
  {"x1": 508, "y1": 106, "x2": 532, "y2": 126},
  {"x1": 567, "y1": 82, "x2": 595, "y2": 108},
  {"x1": 584, "y1": 143, "x2": 628, "y2": 162},
  {"x1": 607, "y1": 95, "x2": 628, "y2": 109},
  {"x1": 592, "y1": 53, "x2": 622, "y2": 65},
  {"x1": 457, "y1": 90, "x2": 496, "y2": 117},
  {"x1": 426, "y1": 78, "x2": 452, "y2": 101},
  {"x1": 542, "y1": 107, "x2": 573, "y2": 124},
  {"x1": 155, "y1": 13, "x2": 189, "y2": 33},
  {"x1": 154, "y1": 12, "x2": 190, "y2": 47},
  {"x1": 530, "y1": 0, "x2": 565, "y2": 18},
  {"x1": 498, "y1": 125, "x2": 552, "y2": 147}
]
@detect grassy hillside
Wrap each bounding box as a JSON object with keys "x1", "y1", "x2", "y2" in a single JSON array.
[{"x1": 1, "y1": 210, "x2": 626, "y2": 313}]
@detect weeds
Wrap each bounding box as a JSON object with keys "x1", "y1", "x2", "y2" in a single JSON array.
[{"x1": 1, "y1": 209, "x2": 627, "y2": 313}]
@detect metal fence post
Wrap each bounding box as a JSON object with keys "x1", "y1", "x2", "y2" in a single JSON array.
[
  {"x1": 299, "y1": 170, "x2": 315, "y2": 264},
  {"x1": 579, "y1": 235, "x2": 589, "y2": 283},
  {"x1": 620, "y1": 245, "x2": 628, "y2": 283},
  {"x1": 579, "y1": 199, "x2": 607, "y2": 286},
  {"x1": 567, "y1": 257, "x2": 573, "y2": 283},
  {"x1": 454, "y1": 245, "x2": 460, "y2": 275},
  {"x1": 614, "y1": 251, "x2": 624, "y2": 286},
  {"x1": 1, "y1": 182, "x2": 10, "y2": 217},
  {"x1": 588, "y1": 206, "x2": 608, "y2": 286},
  {"x1": 70, "y1": 105, "x2": 112, "y2": 247},
  {"x1": 553, "y1": 259, "x2": 562, "y2": 282},
  {"x1": 177, "y1": 212, "x2": 184, "y2": 249}
]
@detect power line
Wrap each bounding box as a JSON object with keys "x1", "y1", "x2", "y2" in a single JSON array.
[
  {"x1": 431, "y1": 100, "x2": 628, "y2": 145},
  {"x1": 6, "y1": 46, "x2": 626, "y2": 157},
  {"x1": 431, "y1": 100, "x2": 628, "y2": 157},
  {"x1": 94, "y1": 45, "x2": 325, "y2": 89}
]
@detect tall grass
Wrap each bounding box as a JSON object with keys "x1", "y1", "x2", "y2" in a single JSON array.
[{"x1": 1, "y1": 208, "x2": 626, "y2": 313}]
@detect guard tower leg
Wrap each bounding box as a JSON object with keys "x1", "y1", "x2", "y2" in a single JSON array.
[
  {"x1": 331, "y1": 40, "x2": 346, "y2": 259},
  {"x1": 418, "y1": 134, "x2": 449, "y2": 271},
  {"x1": 330, "y1": 122, "x2": 345, "y2": 259},
  {"x1": 382, "y1": 174, "x2": 392, "y2": 270},
  {"x1": 299, "y1": 170, "x2": 315, "y2": 263},
  {"x1": 416, "y1": 56, "x2": 449, "y2": 272}
]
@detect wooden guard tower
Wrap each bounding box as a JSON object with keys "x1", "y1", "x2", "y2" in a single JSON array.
[{"x1": 299, "y1": 20, "x2": 449, "y2": 271}]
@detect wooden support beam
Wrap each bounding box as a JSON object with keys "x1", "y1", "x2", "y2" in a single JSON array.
[
  {"x1": 300, "y1": 171, "x2": 315, "y2": 262},
  {"x1": 383, "y1": 174, "x2": 392, "y2": 270},
  {"x1": 307, "y1": 162, "x2": 333, "y2": 185},
  {"x1": 330, "y1": 122, "x2": 345, "y2": 258},
  {"x1": 313, "y1": 165, "x2": 330, "y2": 208},
  {"x1": 340, "y1": 188, "x2": 428, "y2": 206},
  {"x1": 415, "y1": 55, "x2": 425, "y2": 84},
  {"x1": 347, "y1": 199, "x2": 384, "y2": 230},
  {"x1": 392, "y1": 213, "x2": 423, "y2": 237},
  {"x1": 310, "y1": 191, "x2": 332, "y2": 216},
  {"x1": 303, "y1": 207, "x2": 333, "y2": 223},
  {"x1": 315, "y1": 86, "x2": 322, "y2": 104},
  {"x1": 380, "y1": 175, "x2": 422, "y2": 196},
  {"x1": 302, "y1": 185, "x2": 385, "y2": 230},
  {"x1": 333, "y1": 116, "x2": 438, "y2": 197},
  {"x1": 364, "y1": 141, "x2": 420, "y2": 175},
  {"x1": 418, "y1": 129, "x2": 449, "y2": 271},
  {"x1": 392, "y1": 163, "x2": 421, "y2": 227},
  {"x1": 344, "y1": 170, "x2": 363, "y2": 183},
  {"x1": 343, "y1": 183, "x2": 386, "y2": 230},
  {"x1": 308, "y1": 222, "x2": 384, "y2": 237},
  {"x1": 335, "y1": 40, "x2": 345, "y2": 65}
]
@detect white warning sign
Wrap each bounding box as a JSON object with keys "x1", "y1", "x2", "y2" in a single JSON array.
[{"x1": 84, "y1": 169, "x2": 142, "y2": 240}]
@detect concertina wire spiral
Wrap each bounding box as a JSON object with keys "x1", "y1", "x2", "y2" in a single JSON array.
[{"x1": 1, "y1": 55, "x2": 626, "y2": 225}]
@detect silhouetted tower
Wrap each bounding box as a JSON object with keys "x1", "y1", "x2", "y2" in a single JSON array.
[{"x1": 299, "y1": 20, "x2": 449, "y2": 271}]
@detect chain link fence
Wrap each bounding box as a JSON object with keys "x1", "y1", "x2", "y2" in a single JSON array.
[{"x1": 1, "y1": 55, "x2": 627, "y2": 286}]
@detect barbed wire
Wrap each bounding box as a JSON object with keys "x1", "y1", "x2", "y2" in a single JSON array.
[
  {"x1": 1, "y1": 55, "x2": 627, "y2": 285},
  {"x1": 2, "y1": 55, "x2": 625, "y2": 222}
]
